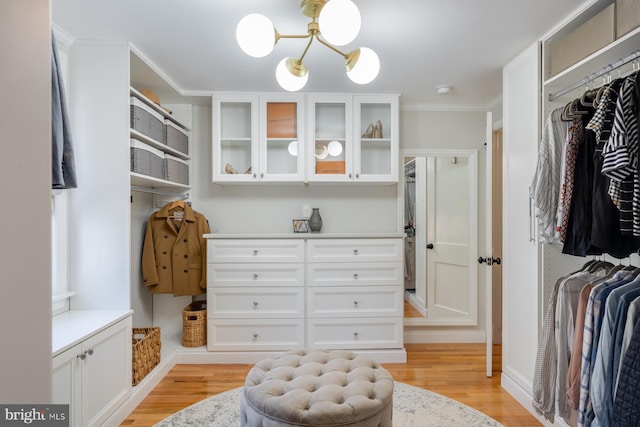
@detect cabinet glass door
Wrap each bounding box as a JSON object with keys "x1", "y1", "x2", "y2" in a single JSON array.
[
  {"x1": 307, "y1": 96, "x2": 353, "y2": 182},
  {"x1": 355, "y1": 96, "x2": 398, "y2": 182},
  {"x1": 213, "y1": 95, "x2": 258, "y2": 182},
  {"x1": 261, "y1": 96, "x2": 304, "y2": 181}
]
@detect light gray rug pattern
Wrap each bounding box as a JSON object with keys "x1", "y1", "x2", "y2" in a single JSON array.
[{"x1": 154, "y1": 381, "x2": 504, "y2": 426}]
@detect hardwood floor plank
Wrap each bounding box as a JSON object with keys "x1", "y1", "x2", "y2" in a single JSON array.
[{"x1": 121, "y1": 344, "x2": 541, "y2": 426}]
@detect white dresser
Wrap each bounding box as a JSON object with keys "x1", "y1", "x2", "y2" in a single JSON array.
[{"x1": 205, "y1": 234, "x2": 406, "y2": 363}]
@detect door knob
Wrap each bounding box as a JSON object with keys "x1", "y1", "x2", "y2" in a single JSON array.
[
  {"x1": 426, "y1": 243, "x2": 434, "y2": 249},
  {"x1": 478, "y1": 256, "x2": 501, "y2": 265},
  {"x1": 478, "y1": 257, "x2": 487, "y2": 264}
]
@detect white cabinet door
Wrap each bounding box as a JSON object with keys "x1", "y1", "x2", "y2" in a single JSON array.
[
  {"x1": 502, "y1": 42, "x2": 541, "y2": 390},
  {"x1": 52, "y1": 344, "x2": 82, "y2": 427},
  {"x1": 81, "y1": 318, "x2": 132, "y2": 427}
]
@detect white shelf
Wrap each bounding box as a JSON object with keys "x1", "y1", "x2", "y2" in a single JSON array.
[{"x1": 130, "y1": 172, "x2": 190, "y2": 191}]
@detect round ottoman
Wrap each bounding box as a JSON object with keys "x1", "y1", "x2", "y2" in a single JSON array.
[{"x1": 240, "y1": 349, "x2": 394, "y2": 427}]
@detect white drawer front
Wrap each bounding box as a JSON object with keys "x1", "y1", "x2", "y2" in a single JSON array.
[
  {"x1": 307, "y1": 318, "x2": 403, "y2": 350},
  {"x1": 207, "y1": 318, "x2": 304, "y2": 351},
  {"x1": 208, "y1": 287, "x2": 304, "y2": 318},
  {"x1": 306, "y1": 239, "x2": 402, "y2": 263},
  {"x1": 307, "y1": 262, "x2": 402, "y2": 286},
  {"x1": 207, "y1": 263, "x2": 304, "y2": 287},
  {"x1": 207, "y1": 239, "x2": 304, "y2": 263},
  {"x1": 307, "y1": 286, "x2": 403, "y2": 318}
]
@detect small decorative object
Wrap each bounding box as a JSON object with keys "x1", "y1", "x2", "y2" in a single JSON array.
[
  {"x1": 225, "y1": 163, "x2": 238, "y2": 174},
  {"x1": 374, "y1": 119, "x2": 383, "y2": 138},
  {"x1": 292, "y1": 219, "x2": 309, "y2": 233},
  {"x1": 309, "y1": 208, "x2": 323, "y2": 232}
]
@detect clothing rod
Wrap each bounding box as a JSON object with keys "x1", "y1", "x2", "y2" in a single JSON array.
[
  {"x1": 548, "y1": 49, "x2": 640, "y2": 101},
  {"x1": 131, "y1": 186, "x2": 189, "y2": 199}
]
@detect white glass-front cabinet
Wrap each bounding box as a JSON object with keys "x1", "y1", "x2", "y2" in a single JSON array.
[
  {"x1": 213, "y1": 93, "x2": 398, "y2": 184},
  {"x1": 307, "y1": 94, "x2": 398, "y2": 183},
  {"x1": 212, "y1": 93, "x2": 304, "y2": 182},
  {"x1": 354, "y1": 95, "x2": 398, "y2": 183},
  {"x1": 306, "y1": 95, "x2": 354, "y2": 182}
]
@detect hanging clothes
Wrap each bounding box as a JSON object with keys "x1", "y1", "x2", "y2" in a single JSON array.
[
  {"x1": 51, "y1": 30, "x2": 77, "y2": 189},
  {"x1": 612, "y1": 315, "x2": 640, "y2": 427},
  {"x1": 141, "y1": 202, "x2": 210, "y2": 296}
]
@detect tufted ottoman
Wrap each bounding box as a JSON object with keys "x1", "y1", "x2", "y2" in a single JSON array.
[{"x1": 240, "y1": 349, "x2": 394, "y2": 427}]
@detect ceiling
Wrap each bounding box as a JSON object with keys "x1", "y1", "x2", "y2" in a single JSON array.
[{"x1": 52, "y1": 0, "x2": 592, "y2": 109}]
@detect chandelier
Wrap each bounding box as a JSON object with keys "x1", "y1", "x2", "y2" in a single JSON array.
[{"x1": 236, "y1": 0, "x2": 380, "y2": 92}]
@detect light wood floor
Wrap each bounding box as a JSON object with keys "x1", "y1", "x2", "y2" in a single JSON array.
[{"x1": 121, "y1": 343, "x2": 542, "y2": 426}]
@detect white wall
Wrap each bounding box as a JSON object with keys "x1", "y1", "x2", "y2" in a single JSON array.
[{"x1": 0, "y1": 0, "x2": 52, "y2": 403}]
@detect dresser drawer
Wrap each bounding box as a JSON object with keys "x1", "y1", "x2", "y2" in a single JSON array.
[
  {"x1": 307, "y1": 286, "x2": 403, "y2": 318},
  {"x1": 306, "y1": 262, "x2": 402, "y2": 287},
  {"x1": 207, "y1": 319, "x2": 304, "y2": 351},
  {"x1": 207, "y1": 263, "x2": 304, "y2": 287},
  {"x1": 306, "y1": 238, "x2": 402, "y2": 263},
  {"x1": 207, "y1": 239, "x2": 304, "y2": 263},
  {"x1": 208, "y1": 287, "x2": 304, "y2": 318},
  {"x1": 307, "y1": 318, "x2": 403, "y2": 350}
]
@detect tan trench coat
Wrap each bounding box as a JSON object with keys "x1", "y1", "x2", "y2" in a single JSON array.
[{"x1": 141, "y1": 203, "x2": 210, "y2": 296}]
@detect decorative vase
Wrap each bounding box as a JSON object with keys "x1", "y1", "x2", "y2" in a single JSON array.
[{"x1": 309, "y1": 208, "x2": 323, "y2": 232}]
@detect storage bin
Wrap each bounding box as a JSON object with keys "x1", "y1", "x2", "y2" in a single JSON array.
[
  {"x1": 617, "y1": 0, "x2": 640, "y2": 38},
  {"x1": 164, "y1": 120, "x2": 189, "y2": 155},
  {"x1": 132, "y1": 327, "x2": 161, "y2": 386},
  {"x1": 182, "y1": 301, "x2": 206, "y2": 347},
  {"x1": 547, "y1": 3, "x2": 615, "y2": 78},
  {"x1": 130, "y1": 96, "x2": 165, "y2": 143},
  {"x1": 164, "y1": 153, "x2": 190, "y2": 185},
  {"x1": 131, "y1": 139, "x2": 165, "y2": 179}
]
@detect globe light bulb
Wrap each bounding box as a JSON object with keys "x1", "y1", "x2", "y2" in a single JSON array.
[
  {"x1": 236, "y1": 14, "x2": 276, "y2": 58},
  {"x1": 347, "y1": 47, "x2": 380, "y2": 84},
  {"x1": 318, "y1": 0, "x2": 361, "y2": 46}
]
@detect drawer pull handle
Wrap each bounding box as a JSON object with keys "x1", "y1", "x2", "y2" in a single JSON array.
[
  {"x1": 353, "y1": 331, "x2": 359, "y2": 337},
  {"x1": 253, "y1": 273, "x2": 259, "y2": 280},
  {"x1": 252, "y1": 333, "x2": 259, "y2": 339},
  {"x1": 353, "y1": 301, "x2": 359, "y2": 306},
  {"x1": 353, "y1": 273, "x2": 359, "y2": 279},
  {"x1": 253, "y1": 249, "x2": 258, "y2": 255},
  {"x1": 253, "y1": 301, "x2": 259, "y2": 307},
  {"x1": 353, "y1": 249, "x2": 359, "y2": 255}
]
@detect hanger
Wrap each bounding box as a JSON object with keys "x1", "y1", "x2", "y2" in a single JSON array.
[{"x1": 167, "y1": 200, "x2": 184, "y2": 210}]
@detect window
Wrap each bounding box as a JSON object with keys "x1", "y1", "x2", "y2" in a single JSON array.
[{"x1": 52, "y1": 190, "x2": 73, "y2": 315}]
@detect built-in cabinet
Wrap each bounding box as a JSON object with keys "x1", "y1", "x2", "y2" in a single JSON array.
[
  {"x1": 502, "y1": 2, "x2": 640, "y2": 424},
  {"x1": 52, "y1": 312, "x2": 132, "y2": 427},
  {"x1": 212, "y1": 93, "x2": 398, "y2": 184},
  {"x1": 205, "y1": 235, "x2": 406, "y2": 363}
]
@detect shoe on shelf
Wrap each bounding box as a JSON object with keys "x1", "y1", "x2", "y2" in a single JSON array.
[
  {"x1": 362, "y1": 122, "x2": 374, "y2": 138},
  {"x1": 225, "y1": 163, "x2": 239, "y2": 174},
  {"x1": 374, "y1": 120, "x2": 383, "y2": 139}
]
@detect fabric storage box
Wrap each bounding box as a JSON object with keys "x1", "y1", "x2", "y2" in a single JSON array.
[
  {"x1": 131, "y1": 139, "x2": 165, "y2": 179},
  {"x1": 164, "y1": 119, "x2": 189, "y2": 155},
  {"x1": 130, "y1": 96, "x2": 165, "y2": 143},
  {"x1": 547, "y1": 3, "x2": 615, "y2": 78},
  {"x1": 617, "y1": 0, "x2": 640, "y2": 38},
  {"x1": 164, "y1": 153, "x2": 190, "y2": 185},
  {"x1": 182, "y1": 301, "x2": 206, "y2": 347},
  {"x1": 132, "y1": 327, "x2": 161, "y2": 386}
]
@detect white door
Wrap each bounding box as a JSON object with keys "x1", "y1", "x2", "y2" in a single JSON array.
[
  {"x1": 425, "y1": 152, "x2": 478, "y2": 325},
  {"x1": 484, "y1": 112, "x2": 494, "y2": 377}
]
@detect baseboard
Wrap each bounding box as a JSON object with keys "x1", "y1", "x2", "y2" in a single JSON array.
[
  {"x1": 403, "y1": 329, "x2": 485, "y2": 343},
  {"x1": 105, "y1": 351, "x2": 177, "y2": 427},
  {"x1": 501, "y1": 371, "x2": 570, "y2": 427},
  {"x1": 176, "y1": 348, "x2": 407, "y2": 364}
]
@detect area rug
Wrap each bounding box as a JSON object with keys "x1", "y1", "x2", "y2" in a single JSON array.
[{"x1": 154, "y1": 381, "x2": 504, "y2": 426}]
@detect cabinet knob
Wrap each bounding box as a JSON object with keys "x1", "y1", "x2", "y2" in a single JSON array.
[
  {"x1": 355, "y1": 173, "x2": 359, "y2": 178},
  {"x1": 353, "y1": 301, "x2": 359, "y2": 306},
  {"x1": 353, "y1": 249, "x2": 359, "y2": 255},
  {"x1": 253, "y1": 273, "x2": 259, "y2": 280},
  {"x1": 253, "y1": 301, "x2": 259, "y2": 307},
  {"x1": 260, "y1": 173, "x2": 264, "y2": 178},
  {"x1": 86, "y1": 348, "x2": 94, "y2": 356},
  {"x1": 252, "y1": 333, "x2": 259, "y2": 339},
  {"x1": 253, "y1": 173, "x2": 257, "y2": 178},
  {"x1": 353, "y1": 331, "x2": 359, "y2": 337},
  {"x1": 253, "y1": 249, "x2": 258, "y2": 255},
  {"x1": 77, "y1": 353, "x2": 87, "y2": 360},
  {"x1": 349, "y1": 173, "x2": 352, "y2": 178},
  {"x1": 353, "y1": 273, "x2": 359, "y2": 279}
]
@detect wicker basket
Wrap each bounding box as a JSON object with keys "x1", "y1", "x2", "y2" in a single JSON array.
[
  {"x1": 182, "y1": 301, "x2": 207, "y2": 347},
  {"x1": 130, "y1": 97, "x2": 165, "y2": 143},
  {"x1": 132, "y1": 327, "x2": 161, "y2": 386},
  {"x1": 164, "y1": 153, "x2": 190, "y2": 185},
  {"x1": 617, "y1": 0, "x2": 640, "y2": 38},
  {"x1": 164, "y1": 120, "x2": 189, "y2": 156}
]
